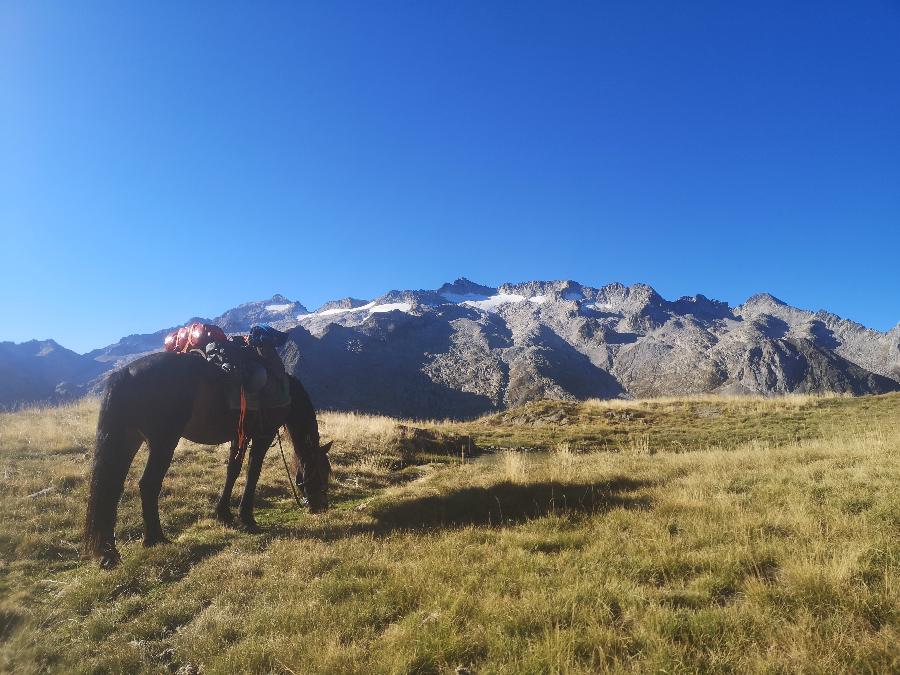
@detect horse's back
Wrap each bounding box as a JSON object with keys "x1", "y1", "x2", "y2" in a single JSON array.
[
  {"x1": 103, "y1": 352, "x2": 228, "y2": 442},
  {"x1": 105, "y1": 351, "x2": 302, "y2": 446}
]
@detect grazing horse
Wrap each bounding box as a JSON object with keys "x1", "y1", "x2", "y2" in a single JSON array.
[{"x1": 84, "y1": 351, "x2": 331, "y2": 568}]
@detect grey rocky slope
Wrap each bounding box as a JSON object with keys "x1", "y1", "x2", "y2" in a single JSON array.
[
  {"x1": 0, "y1": 340, "x2": 108, "y2": 409},
  {"x1": 3, "y1": 281, "x2": 898, "y2": 416}
]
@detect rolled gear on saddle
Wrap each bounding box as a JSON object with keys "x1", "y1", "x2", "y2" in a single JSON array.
[
  {"x1": 203, "y1": 336, "x2": 265, "y2": 394},
  {"x1": 248, "y1": 324, "x2": 291, "y2": 408},
  {"x1": 204, "y1": 337, "x2": 242, "y2": 375}
]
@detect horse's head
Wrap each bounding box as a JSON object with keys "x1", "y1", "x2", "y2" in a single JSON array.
[
  {"x1": 283, "y1": 375, "x2": 333, "y2": 513},
  {"x1": 299, "y1": 440, "x2": 332, "y2": 513}
]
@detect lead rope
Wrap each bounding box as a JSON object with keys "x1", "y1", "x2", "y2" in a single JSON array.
[
  {"x1": 237, "y1": 386, "x2": 248, "y2": 450},
  {"x1": 277, "y1": 428, "x2": 304, "y2": 508}
]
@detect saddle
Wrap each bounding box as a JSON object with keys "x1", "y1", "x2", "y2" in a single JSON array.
[
  {"x1": 204, "y1": 338, "x2": 291, "y2": 411},
  {"x1": 164, "y1": 323, "x2": 291, "y2": 411}
]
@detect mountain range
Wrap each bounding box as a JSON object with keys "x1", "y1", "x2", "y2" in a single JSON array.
[{"x1": 3, "y1": 280, "x2": 899, "y2": 417}]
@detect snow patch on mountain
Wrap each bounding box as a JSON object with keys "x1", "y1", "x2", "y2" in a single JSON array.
[
  {"x1": 322, "y1": 302, "x2": 377, "y2": 316},
  {"x1": 441, "y1": 291, "x2": 492, "y2": 303},
  {"x1": 451, "y1": 291, "x2": 574, "y2": 312},
  {"x1": 299, "y1": 301, "x2": 382, "y2": 320},
  {"x1": 370, "y1": 302, "x2": 413, "y2": 314},
  {"x1": 463, "y1": 293, "x2": 527, "y2": 311}
]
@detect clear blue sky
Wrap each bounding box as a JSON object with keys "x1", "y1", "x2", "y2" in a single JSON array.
[{"x1": 2, "y1": 2, "x2": 898, "y2": 353}]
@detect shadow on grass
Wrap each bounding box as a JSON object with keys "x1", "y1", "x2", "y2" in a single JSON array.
[
  {"x1": 0, "y1": 608, "x2": 23, "y2": 643},
  {"x1": 261, "y1": 476, "x2": 653, "y2": 542},
  {"x1": 368, "y1": 477, "x2": 652, "y2": 531},
  {"x1": 158, "y1": 540, "x2": 231, "y2": 583},
  {"x1": 89, "y1": 478, "x2": 653, "y2": 572},
  {"x1": 104, "y1": 540, "x2": 232, "y2": 599},
  {"x1": 145, "y1": 476, "x2": 655, "y2": 568}
]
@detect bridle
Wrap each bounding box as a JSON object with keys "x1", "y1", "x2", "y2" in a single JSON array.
[{"x1": 276, "y1": 428, "x2": 328, "y2": 508}]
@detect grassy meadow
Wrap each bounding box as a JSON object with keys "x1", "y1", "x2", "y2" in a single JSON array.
[{"x1": 1, "y1": 394, "x2": 898, "y2": 673}]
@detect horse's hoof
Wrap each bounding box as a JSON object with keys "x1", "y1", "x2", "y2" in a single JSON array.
[
  {"x1": 99, "y1": 546, "x2": 121, "y2": 569},
  {"x1": 237, "y1": 518, "x2": 259, "y2": 533},
  {"x1": 214, "y1": 509, "x2": 234, "y2": 525},
  {"x1": 99, "y1": 556, "x2": 119, "y2": 570},
  {"x1": 143, "y1": 534, "x2": 172, "y2": 548}
]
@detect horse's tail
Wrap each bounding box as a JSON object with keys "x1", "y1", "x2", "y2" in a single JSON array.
[{"x1": 84, "y1": 368, "x2": 141, "y2": 558}]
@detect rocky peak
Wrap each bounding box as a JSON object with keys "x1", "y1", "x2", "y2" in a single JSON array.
[
  {"x1": 597, "y1": 283, "x2": 664, "y2": 316},
  {"x1": 317, "y1": 298, "x2": 371, "y2": 312},
  {"x1": 671, "y1": 294, "x2": 733, "y2": 321},
  {"x1": 588, "y1": 282, "x2": 627, "y2": 307},
  {"x1": 628, "y1": 283, "x2": 664, "y2": 303},
  {"x1": 1, "y1": 339, "x2": 65, "y2": 358},
  {"x1": 498, "y1": 279, "x2": 581, "y2": 299},
  {"x1": 437, "y1": 278, "x2": 497, "y2": 299},
  {"x1": 214, "y1": 296, "x2": 309, "y2": 332},
  {"x1": 374, "y1": 289, "x2": 445, "y2": 308},
  {"x1": 743, "y1": 292, "x2": 788, "y2": 309}
]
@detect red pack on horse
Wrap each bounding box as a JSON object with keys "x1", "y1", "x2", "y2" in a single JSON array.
[{"x1": 164, "y1": 322, "x2": 227, "y2": 353}]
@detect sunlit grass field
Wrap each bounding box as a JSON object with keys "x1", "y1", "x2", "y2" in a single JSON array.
[{"x1": 1, "y1": 394, "x2": 898, "y2": 673}]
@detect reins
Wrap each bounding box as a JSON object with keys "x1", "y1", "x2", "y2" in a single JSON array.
[
  {"x1": 237, "y1": 386, "x2": 248, "y2": 450},
  {"x1": 238, "y1": 403, "x2": 305, "y2": 509},
  {"x1": 277, "y1": 428, "x2": 305, "y2": 509}
]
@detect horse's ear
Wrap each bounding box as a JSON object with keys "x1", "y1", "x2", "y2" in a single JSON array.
[{"x1": 321, "y1": 441, "x2": 333, "y2": 454}]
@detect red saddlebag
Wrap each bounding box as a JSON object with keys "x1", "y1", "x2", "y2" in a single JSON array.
[{"x1": 163, "y1": 323, "x2": 227, "y2": 353}]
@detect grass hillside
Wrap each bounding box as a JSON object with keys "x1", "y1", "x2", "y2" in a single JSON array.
[{"x1": 1, "y1": 394, "x2": 898, "y2": 673}]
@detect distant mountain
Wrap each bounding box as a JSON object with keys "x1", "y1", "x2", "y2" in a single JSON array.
[
  {"x1": 214, "y1": 294, "x2": 308, "y2": 333},
  {"x1": 2, "y1": 282, "x2": 898, "y2": 416},
  {"x1": 0, "y1": 340, "x2": 107, "y2": 409}
]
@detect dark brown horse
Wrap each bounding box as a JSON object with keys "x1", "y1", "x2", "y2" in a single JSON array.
[{"x1": 84, "y1": 351, "x2": 331, "y2": 568}]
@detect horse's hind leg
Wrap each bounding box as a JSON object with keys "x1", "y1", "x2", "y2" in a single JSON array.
[
  {"x1": 215, "y1": 441, "x2": 246, "y2": 524},
  {"x1": 87, "y1": 429, "x2": 144, "y2": 569},
  {"x1": 139, "y1": 434, "x2": 180, "y2": 547}
]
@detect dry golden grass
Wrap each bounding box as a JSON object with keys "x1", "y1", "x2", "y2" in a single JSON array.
[
  {"x1": 0, "y1": 396, "x2": 98, "y2": 455},
  {"x1": 1, "y1": 393, "x2": 898, "y2": 673},
  {"x1": 450, "y1": 391, "x2": 896, "y2": 454},
  {"x1": 583, "y1": 391, "x2": 846, "y2": 411},
  {"x1": 319, "y1": 411, "x2": 407, "y2": 450}
]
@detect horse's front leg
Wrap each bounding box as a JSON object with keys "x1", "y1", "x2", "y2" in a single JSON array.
[
  {"x1": 238, "y1": 435, "x2": 274, "y2": 532},
  {"x1": 215, "y1": 441, "x2": 246, "y2": 524}
]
